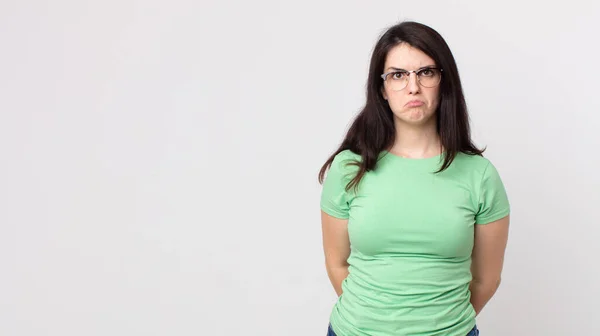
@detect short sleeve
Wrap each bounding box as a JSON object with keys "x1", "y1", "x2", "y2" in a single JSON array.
[
  {"x1": 475, "y1": 161, "x2": 510, "y2": 224},
  {"x1": 320, "y1": 151, "x2": 356, "y2": 219}
]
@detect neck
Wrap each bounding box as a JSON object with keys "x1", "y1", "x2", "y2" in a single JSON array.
[{"x1": 389, "y1": 119, "x2": 442, "y2": 159}]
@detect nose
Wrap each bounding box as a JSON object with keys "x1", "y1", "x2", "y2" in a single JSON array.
[{"x1": 406, "y1": 72, "x2": 420, "y2": 94}]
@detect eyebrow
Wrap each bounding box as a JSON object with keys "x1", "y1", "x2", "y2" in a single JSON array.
[{"x1": 385, "y1": 65, "x2": 436, "y2": 72}]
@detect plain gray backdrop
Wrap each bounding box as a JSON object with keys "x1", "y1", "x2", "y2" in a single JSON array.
[{"x1": 1, "y1": 1, "x2": 599, "y2": 335}]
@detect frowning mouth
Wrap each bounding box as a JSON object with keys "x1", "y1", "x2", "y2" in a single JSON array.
[{"x1": 405, "y1": 100, "x2": 425, "y2": 107}]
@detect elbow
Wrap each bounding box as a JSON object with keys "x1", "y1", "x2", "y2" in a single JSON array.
[
  {"x1": 472, "y1": 276, "x2": 502, "y2": 290},
  {"x1": 324, "y1": 254, "x2": 349, "y2": 269},
  {"x1": 325, "y1": 259, "x2": 349, "y2": 270}
]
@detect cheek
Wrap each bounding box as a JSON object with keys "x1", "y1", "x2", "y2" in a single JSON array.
[
  {"x1": 385, "y1": 94, "x2": 404, "y2": 111},
  {"x1": 382, "y1": 85, "x2": 392, "y2": 101},
  {"x1": 429, "y1": 97, "x2": 439, "y2": 110},
  {"x1": 427, "y1": 89, "x2": 440, "y2": 108}
]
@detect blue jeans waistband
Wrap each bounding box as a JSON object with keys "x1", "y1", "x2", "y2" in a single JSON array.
[{"x1": 327, "y1": 324, "x2": 479, "y2": 335}]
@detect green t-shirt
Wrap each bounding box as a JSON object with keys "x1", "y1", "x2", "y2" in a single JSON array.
[{"x1": 320, "y1": 149, "x2": 510, "y2": 336}]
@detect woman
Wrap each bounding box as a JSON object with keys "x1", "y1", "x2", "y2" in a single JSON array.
[{"x1": 318, "y1": 21, "x2": 510, "y2": 336}]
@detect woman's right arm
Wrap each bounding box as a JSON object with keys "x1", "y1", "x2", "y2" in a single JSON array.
[{"x1": 321, "y1": 210, "x2": 351, "y2": 296}]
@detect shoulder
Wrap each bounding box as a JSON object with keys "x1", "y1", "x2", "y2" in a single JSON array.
[
  {"x1": 330, "y1": 149, "x2": 362, "y2": 171},
  {"x1": 333, "y1": 149, "x2": 362, "y2": 162},
  {"x1": 453, "y1": 152, "x2": 491, "y2": 167},
  {"x1": 449, "y1": 153, "x2": 509, "y2": 192},
  {"x1": 323, "y1": 149, "x2": 363, "y2": 187},
  {"x1": 452, "y1": 152, "x2": 496, "y2": 175},
  {"x1": 455, "y1": 152, "x2": 508, "y2": 193}
]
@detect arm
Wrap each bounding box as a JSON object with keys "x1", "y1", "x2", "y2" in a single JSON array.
[
  {"x1": 321, "y1": 210, "x2": 351, "y2": 296},
  {"x1": 470, "y1": 214, "x2": 510, "y2": 316}
]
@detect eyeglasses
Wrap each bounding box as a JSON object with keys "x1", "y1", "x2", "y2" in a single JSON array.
[{"x1": 380, "y1": 67, "x2": 443, "y2": 91}]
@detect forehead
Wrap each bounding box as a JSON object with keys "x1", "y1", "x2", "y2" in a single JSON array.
[{"x1": 384, "y1": 43, "x2": 435, "y2": 70}]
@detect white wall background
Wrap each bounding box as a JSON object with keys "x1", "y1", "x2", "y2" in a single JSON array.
[{"x1": 1, "y1": 1, "x2": 599, "y2": 335}]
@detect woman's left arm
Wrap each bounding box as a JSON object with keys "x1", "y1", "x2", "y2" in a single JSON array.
[{"x1": 469, "y1": 214, "x2": 510, "y2": 316}]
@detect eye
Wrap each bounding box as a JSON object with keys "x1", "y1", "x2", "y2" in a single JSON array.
[
  {"x1": 419, "y1": 68, "x2": 435, "y2": 77},
  {"x1": 391, "y1": 71, "x2": 407, "y2": 80}
]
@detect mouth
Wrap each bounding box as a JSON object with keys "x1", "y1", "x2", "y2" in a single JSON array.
[{"x1": 405, "y1": 100, "x2": 425, "y2": 107}]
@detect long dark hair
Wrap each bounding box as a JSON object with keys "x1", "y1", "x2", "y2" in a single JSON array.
[{"x1": 318, "y1": 21, "x2": 484, "y2": 192}]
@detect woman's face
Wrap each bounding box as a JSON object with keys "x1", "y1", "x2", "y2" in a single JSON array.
[{"x1": 381, "y1": 43, "x2": 441, "y2": 127}]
